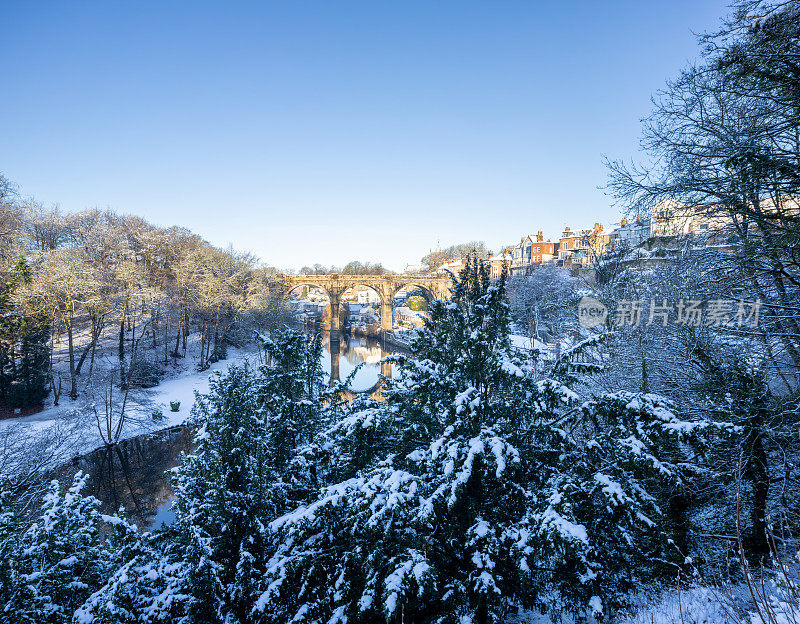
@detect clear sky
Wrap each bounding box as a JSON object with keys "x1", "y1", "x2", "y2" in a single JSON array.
[{"x1": 2, "y1": 1, "x2": 730, "y2": 271}]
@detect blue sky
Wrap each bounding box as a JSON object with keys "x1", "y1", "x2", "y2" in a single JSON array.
[{"x1": 2, "y1": 1, "x2": 730, "y2": 271}]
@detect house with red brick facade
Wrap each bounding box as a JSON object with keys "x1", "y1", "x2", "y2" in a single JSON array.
[{"x1": 509, "y1": 231, "x2": 559, "y2": 275}]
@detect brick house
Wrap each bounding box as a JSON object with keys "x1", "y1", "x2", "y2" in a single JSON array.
[{"x1": 510, "y1": 231, "x2": 559, "y2": 275}]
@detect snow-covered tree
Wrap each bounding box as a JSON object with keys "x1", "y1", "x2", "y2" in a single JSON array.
[
  {"x1": 507, "y1": 265, "x2": 580, "y2": 342},
  {"x1": 159, "y1": 329, "x2": 326, "y2": 623},
  {"x1": 692, "y1": 350, "x2": 785, "y2": 557},
  {"x1": 73, "y1": 524, "x2": 186, "y2": 624},
  {"x1": 0, "y1": 479, "x2": 18, "y2": 612},
  {"x1": 254, "y1": 258, "x2": 711, "y2": 623},
  {"x1": 606, "y1": 0, "x2": 800, "y2": 380},
  {"x1": 7, "y1": 473, "x2": 110, "y2": 624},
  {"x1": 0, "y1": 256, "x2": 50, "y2": 408}
]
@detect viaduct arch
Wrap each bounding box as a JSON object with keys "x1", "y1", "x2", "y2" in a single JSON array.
[{"x1": 281, "y1": 273, "x2": 452, "y2": 338}]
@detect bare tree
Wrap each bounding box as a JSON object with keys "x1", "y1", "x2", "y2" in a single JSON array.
[
  {"x1": 605, "y1": 0, "x2": 800, "y2": 379},
  {"x1": 604, "y1": 0, "x2": 800, "y2": 554},
  {"x1": 421, "y1": 241, "x2": 491, "y2": 272},
  {"x1": 507, "y1": 266, "x2": 580, "y2": 342},
  {"x1": 22, "y1": 199, "x2": 71, "y2": 253}
]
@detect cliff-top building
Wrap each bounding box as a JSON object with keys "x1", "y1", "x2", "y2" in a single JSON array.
[{"x1": 510, "y1": 231, "x2": 559, "y2": 275}]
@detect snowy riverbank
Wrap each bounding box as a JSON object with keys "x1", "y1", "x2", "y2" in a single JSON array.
[{"x1": 0, "y1": 345, "x2": 261, "y2": 469}]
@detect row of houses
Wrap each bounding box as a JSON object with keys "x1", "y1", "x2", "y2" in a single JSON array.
[
  {"x1": 432, "y1": 196, "x2": 800, "y2": 277},
  {"x1": 506, "y1": 197, "x2": 753, "y2": 275},
  {"x1": 506, "y1": 219, "x2": 650, "y2": 274},
  {"x1": 433, "y1": 214, "x2": 672, "y2": 277}
]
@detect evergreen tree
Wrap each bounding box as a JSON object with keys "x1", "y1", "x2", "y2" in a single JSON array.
[
  {"x1": 164, "y1": 329, "x2": 326, "y2": 623},
  {"x1": 694, "y1": 349, "x2": 778, "y2": 557},
  {"x1": 254, "y1": 258, "x2": 712, "y2": 623},
  {"x1": 0, "y1": 257, "x2": 50, "y2": 409},
  {"x1": 68, "y1": 264, "x2": 717, "y2": 623},
  {"x1": 0, "y1": 479, "x2": 19, "y2": 613},
  {"x1": 7, "y1": 473, "x2": 109, "y2": 624},
  {"x1": 74, "y1": 524, "x2": 186, "y2": 624}
]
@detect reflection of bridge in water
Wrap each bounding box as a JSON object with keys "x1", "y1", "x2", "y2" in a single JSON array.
[
  {"x1": 324, "y1": 333, "x2": 398, "y2": 398},
  {"x1": 283, "y1": 274, "x2": 451, "y2": 339}
]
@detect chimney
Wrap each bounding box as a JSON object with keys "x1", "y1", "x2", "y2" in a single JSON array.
[
  {"x1": 620, "y1": 218, "x2": 628, "y2": 226},
  {"x1": 537, "y1": 230, "x2": 543, "y2": 241}
]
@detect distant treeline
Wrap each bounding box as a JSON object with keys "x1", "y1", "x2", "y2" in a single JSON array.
[
  {"x1": 297, "y1": 260, "x2": 393, "y2": 275},
  {"x1": 421, "y1": 240, "x2": 491, "y2": 272}
]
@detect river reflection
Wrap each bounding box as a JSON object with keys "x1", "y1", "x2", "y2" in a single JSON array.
[
  {"x1": 54, "y1": 427, "x2": 193, "y2": 529},
  {"x1": 60, "y1": 331, "x2": 408, "y2": 530},
  {"x1": 318, "y1": 333, "x2": 405, "y2": 392}
]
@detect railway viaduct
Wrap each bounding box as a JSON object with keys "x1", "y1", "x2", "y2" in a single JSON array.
[{"x1": 280, "y1": 273, "x2": 452, "y2": 338}]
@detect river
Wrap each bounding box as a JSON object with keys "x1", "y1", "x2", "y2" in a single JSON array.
[
  {"x1": 58, "y1": 330, "x2": 407, "y2": 528},
  {"x1": 319, "y1": 331, "x2": 408, "y2": 391}
]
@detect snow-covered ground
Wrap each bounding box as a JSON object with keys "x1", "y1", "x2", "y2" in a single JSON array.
[
  {"x1": 506, "y1": 585, "x2": 753, "y2": 624},
  {"x1": 618, "y1": 586, "x2": 744, "y2": 624},
  {"x1": 0, "y1": 343, "x2": 261, "y2": 467},
  {"x1": 508, "y1": 333, "x2": 549, "y2": 353}
]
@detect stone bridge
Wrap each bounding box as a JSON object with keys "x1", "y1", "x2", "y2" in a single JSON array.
[{"x1": 281, "y1": 274, "x2": 452, "y2": 337}]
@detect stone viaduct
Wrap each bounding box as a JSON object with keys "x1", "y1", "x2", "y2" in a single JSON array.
[{"x1": 280, "y1": 273, "x2": 452, "y2": 338}]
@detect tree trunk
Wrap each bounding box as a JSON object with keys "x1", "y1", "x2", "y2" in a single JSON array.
[
  {"x1": 163, "y1": 317, "x2": 169, "y2": 363},
  {"x1": 75, "y1": 315, "x2": 102, "y2": 376},
  {"x1": 66, "y1": 310, "x2": 77, "y2": 399},
  {"x1": 745, "y1": 413, "x2": 770, "y2": 556},
  {"x1": 74, "y1": 316, "x2": 95, "y2": 376},
  {"x1": 129, "y1": 309, "x2": 136, "y2": 382},
  {"x1": 199, "y1": 322, "x2": 207, "y2": 370},
  {"x1": 119, "y1": 308, "x2": 127, "y2": 390},
  {"x1": 211, "y1": 311, "x2": 221, "y2": 362},
  {"x1": 182, "y1": 308, "x2": 189, "y2": 352},
  {"x1": 640, "y1": 336, "x2": 649, "y2": 394},
  {"x1": 173, "y1": 317, "x2": 182, "y2": 358},
  {"x1": 667, "y1": 488, "x2": 691, "y2": 561},
  {"x1": 88, "y1": 322, "x2": 100, "y2": 377}
]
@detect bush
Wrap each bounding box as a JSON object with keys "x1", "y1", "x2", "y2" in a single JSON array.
[
  {"x1": 407, "y1": 295, "x2": 427, "y2": 312},
  {"x1": 128, "y1": 360, "x2": 164, "y2": 389}
]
